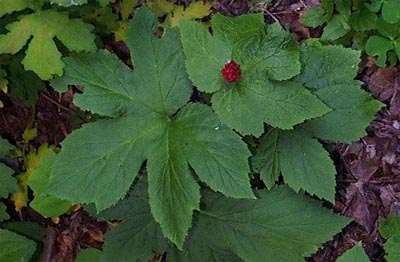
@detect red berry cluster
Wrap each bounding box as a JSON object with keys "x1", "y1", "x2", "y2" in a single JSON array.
[{"x1": 221, "y1": 60, "x2": 241, "y2": 82}]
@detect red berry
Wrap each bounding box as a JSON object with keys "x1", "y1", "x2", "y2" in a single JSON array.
[{"x1": 221, "y1": 60, "x2": 241, "y2": 82}]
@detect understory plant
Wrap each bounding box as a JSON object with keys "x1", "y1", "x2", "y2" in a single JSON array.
[
  {"x1": 0, "y1": 1, "x2": 386, "y2": 262},
  {"x1": 301, "y1": 0, "x2": 400, "y2": 67}
]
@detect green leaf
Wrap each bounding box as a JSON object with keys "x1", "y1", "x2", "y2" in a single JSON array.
[
  {"x1": 234, "y1": 22, "x2": 300, "y2": 81},
  {"x1": 97, "y1": 178, "x2": 168, "y2": 261},
  {"x1": 295, "y1": 41, "x2": 361, "y2": 89},
  {"x1": 277, "y1": 128, "x2": 336, "y2": 202},
  {"x1": 0, "y1": 164, "x2": 17, "y2": 198},
  {"x1": 302, "y1": 84, "x2": 385, "y2": 143},
  {"x1": 76, "y1": 248, "x2": 101, "y2": 262},
  {"x1": 365, "y1": 35, "x2": 394, "y2": 67},
  {"x1": 51, "y1": 51, "x2": 143, "y2": 117},
  {"x1": 301, "y1": 6, "x2": 327, "y2": 28},
  {"x1": 376, "y1": 17, "x2": 400, "y2": 39},
  {"x1": 6, "y1": 54, "x2": 46, "y2": 107},
  {"x1": 51, "y1": 0, "x2": 88, "y2": 6},
  {"x1": 0, "y1": 203, "x2": 9, "y2": 221},
  {"x1": 380, "y1": 215, "x2": 400, "y2": 262},
  {"x1": 321, "y1": 15, "x2": 351, "y2": 41},
  {"x1": 0, "y1": 228, "x2": 36, "y2": 262},
  {"x1": 171, "y1": 187, "x2": 350, "y2": 262},
  {"x1": 0, "y1": 0, "x2": 36, "y2": 16},
  {"x1": 0, "y1": 138, "x2": 13, "y2": 156},
  {"x1": 211, "y1": 79, "x2": 331, "y2": 136},
  {"x1": 0, "y1": 9, "x2": 96, "y2": 79},
  {"x1": 337, "y1": 242, "x2": 370, "y2": 262},
  {"x1": 349, "y1": 6, "x2": 378, "y2": 32},
  {"x1": 251, "y1": 129, "x2": 280, "y2": 189},
  {"x1": 48, "y1": 113, "x2": 165, "y2": 211},
  {"x1": 180, "y1": 13, "x2": 328, "y2": 135},
  {"x1": 382, "y1": 0, "x2": 400, "y2": 24},
  {"x1": 179, "y1": 20, "x2": 230, "y2": 93},
  {"x1": 1, "y1": 221, "x2": 46, "y2": 242},
  {"x1": 48, "y1": 6, "x2": 253, "y2": 247},
  {"x1": 380, "y1": 215, "x2": 400, "y2": 238},
  {"x1": 28, "y1": 150, "x2": 71, "y2": 217}
]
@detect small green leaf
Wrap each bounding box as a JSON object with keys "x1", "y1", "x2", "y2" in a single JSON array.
[
  {"x1": 301, "y1": 6, "x2": 327, "y2": 28},
  {"x1": 365, "y1": 35, "x2": 393, "y2": 67},
  {"x1": 380, "y1": 215, "x2": 400, "y2": 262},
  {"x1": 382, "y1": 0, "x2": 400, "y2": 24},
  {"x1": 0, "y1": 164, "x2": 17, "y2": 198},
  {"x1": 0, "y1": 10, "x2": 96, "y2": 79},
  {"x1": 0, "y1": 203, "x2": 9, "y2": 221},
  {"x1": 321, "y1": 15, "x2": 351, "y2": 41},
  {"x1": 171, "y1": 187, "x2": 350, "y2": 262},
  {"x1": 28, "y1": 150, "x2": 71, "y2": 217},
  {"x1": 0, "y1": 228, "x2": 36, "y2": 262},
  {"x1": 0, "y1": 138, "x2": 13, "y2": 156},
  {"x1": 337, "y1": 242, "x2": 370, "y2": 262},
  {"x1": 349, "y1": 6, "x2": 378, "y2": 32}
]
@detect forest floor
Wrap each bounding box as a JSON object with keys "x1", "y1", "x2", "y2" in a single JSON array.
[{"x1": 1, "y1": 0, "x2": 399, "y2": 261}]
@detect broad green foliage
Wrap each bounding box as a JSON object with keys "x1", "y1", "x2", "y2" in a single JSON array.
[
  {"x1": 96, "y1": 178, "x2": 167, "y2": 261},
  {"x1": 337, "y1": 242, "x2": 370, "y2": 262},
  {"x1": 170, "y1": 187, "x2": 350, "y2": 262},
  {"x1": 253, "y1": 41, "x2": 384, "y2": 201},
  {"x1": 27, "y1": 150, "x2": 71, "y2": 217},
  {"x1": 48, "y1": 6, "x2": 253, "y2": 247},
  {"x1": 180, "y1": 14, "x2": 331, "y2": 136},
  {"x1": 0, "y1": 6, "x2": 96, "y2": 79},
  {"x1": 380, "y1": 215, "x2": 400, "y2": 262},
  {"x1": 0, "y1": 228, "x2": 36, "y2": 262},
  {"x1": 87, "y1": 179, "x2": 349, "y2": 262},
  {"x1": 301, "y1": 0, "x2": 400, "y2": 67}
]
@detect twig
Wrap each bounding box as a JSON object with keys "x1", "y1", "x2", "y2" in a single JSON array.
[{"x1": 40, "y1": 92, "x2": 77, "y2": 115}]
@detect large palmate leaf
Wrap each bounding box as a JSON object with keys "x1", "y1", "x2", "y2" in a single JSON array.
[
  {"x1": 0, "y1": 228, "x2": 36, "y2": 262},
  {"x1": 91, "y1": 181, "x2": 349, "y2": 262},
  {"x1": 170, "y1": 186, "x2": 350, "y2": 262},
  {"x1": 95, "y1": 178, "x2": 168, "y2": 262},
  {"x1": 0, "y1": 9, "x2": 96, "y2": 79},
  {"x1": 48, "y1": 6, "x2": 253, "y2": 247},
  {"x1": 180, "y1": 13, "x2": 330, "y2": 136},
  {"x1": 254, "y1": 41, "x2": 384, "y2": 200}
]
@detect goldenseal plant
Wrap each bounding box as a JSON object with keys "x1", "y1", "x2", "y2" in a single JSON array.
[{"x1": 36, "y1": 5, "x2": 384, "y2": 261}]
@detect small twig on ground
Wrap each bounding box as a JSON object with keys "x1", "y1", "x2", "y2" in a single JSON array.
[{"x1": 40, "y1": 92, "x2": 77, "y2": 115}]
